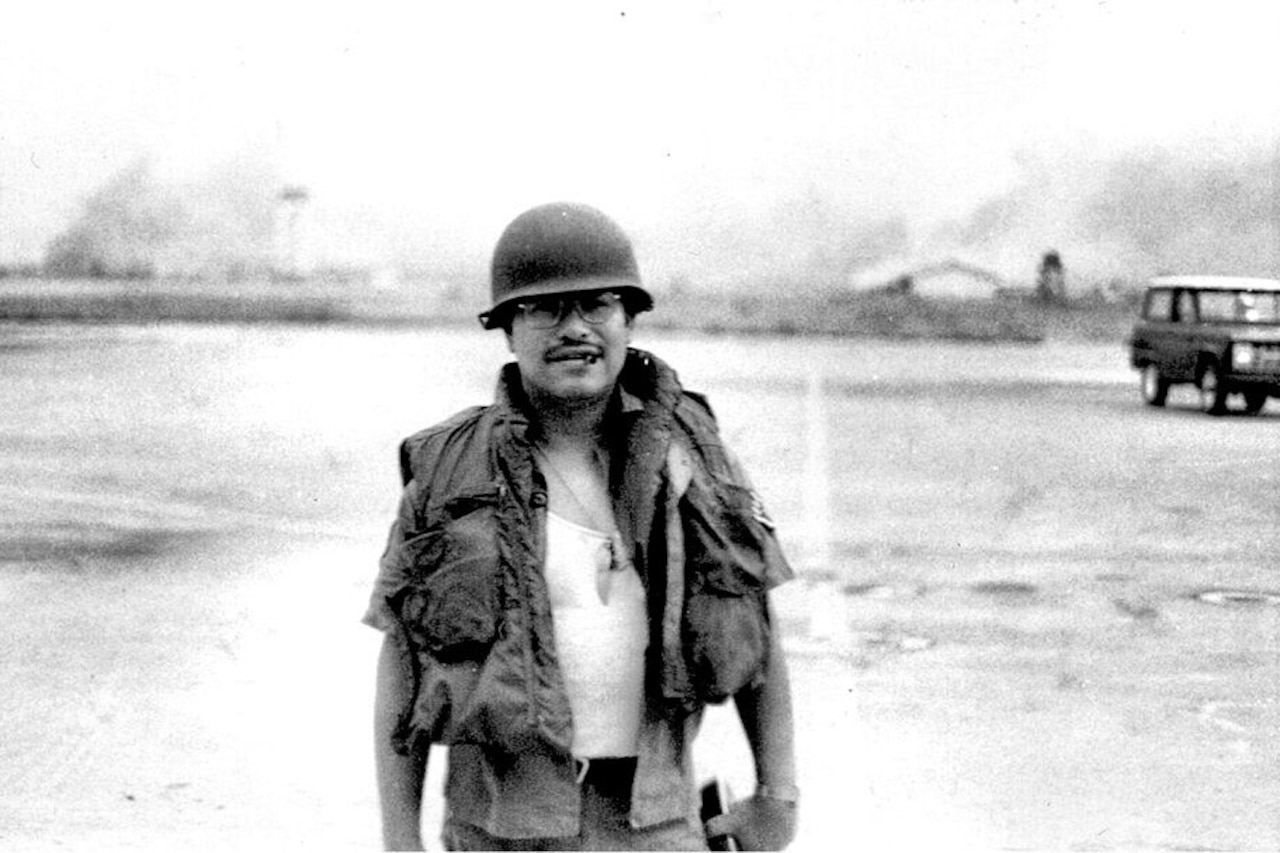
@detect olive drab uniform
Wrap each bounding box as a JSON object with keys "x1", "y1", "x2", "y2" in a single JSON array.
[{"x1": 364, "y1": 348, "x2": 793, "y2": 839}]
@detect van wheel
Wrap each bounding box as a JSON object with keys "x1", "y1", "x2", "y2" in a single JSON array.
[
  {"x1": 1140, "y1": 365, "x2": 1169, "y2": 406},
  {"x1": 1199, "y1": 362, "x2": 1229, "y2": 415},
  {"x1": 1244, "y1": 391, "x2": 1268, "y2": 414}
]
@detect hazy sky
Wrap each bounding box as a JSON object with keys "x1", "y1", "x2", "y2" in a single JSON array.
[{"x1": 2, "y1": 0, "x2": 1277, "y2": 266}]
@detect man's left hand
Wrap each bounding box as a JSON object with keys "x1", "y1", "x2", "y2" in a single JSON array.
[{"x1": 704, "y1": 793, "x2": 798, "y2": 851}]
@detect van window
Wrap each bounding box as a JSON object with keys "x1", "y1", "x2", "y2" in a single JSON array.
[
  {"x1": 1198, "y1": 291, "x2": 1240, "y2": 322},
  {"x1": 1144, "y1": 289, "x2": 1173, "y2": 321},
  {"x1": 1175, "y1": 291, "x2": 1197, "y2": 323},
  {"x1": 1198, "y1": 290, "x2": 1280, "y2": 323}
]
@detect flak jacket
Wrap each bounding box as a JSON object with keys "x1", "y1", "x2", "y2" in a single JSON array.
[{"x1": 364, "y1": 349, "x2": 793, "y2": 839}]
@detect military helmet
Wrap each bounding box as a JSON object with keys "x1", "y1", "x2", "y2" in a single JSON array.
[{"x1": 479, "y1": 202, "x2": 654, "y2": 329}]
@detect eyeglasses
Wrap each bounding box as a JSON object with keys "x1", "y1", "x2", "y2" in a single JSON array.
[{"x1": 511, "y1": 291, "x2": 625, "y2": 329}]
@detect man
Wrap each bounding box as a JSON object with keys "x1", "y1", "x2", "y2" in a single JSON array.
[{"x1": 365, "y1": 202, "x2": 798, "y2": 850}]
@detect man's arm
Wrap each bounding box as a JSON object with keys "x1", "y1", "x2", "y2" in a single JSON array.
[
  {"x1": 707, "y1": 609, "x2": 799, "y2": 850},
  {"x1": 374, "y1": 633, "x2": 428, "y2": 851},
  {"x1": 736, "y1": 624, "x2": 797, "y2": 796}
]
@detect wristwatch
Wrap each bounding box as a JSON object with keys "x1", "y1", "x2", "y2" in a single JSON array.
[{"x1": 755, "y1": 782, "x2": 800, "y2": 804}]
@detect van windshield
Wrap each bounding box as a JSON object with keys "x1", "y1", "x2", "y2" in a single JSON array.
[{"x1": 1197, "y1": 290, "x2": 1280, "y2": 324}]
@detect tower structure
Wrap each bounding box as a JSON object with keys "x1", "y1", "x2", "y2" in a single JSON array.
[{"x1": 273, "y1": 183, "x2": 311, "y2": 281}]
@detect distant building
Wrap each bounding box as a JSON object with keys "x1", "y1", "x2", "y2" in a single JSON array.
[
  {"x1": 272, "y1": 184, "x2": 311, "y2": 280},
  {"x1": 1035, "y1": 250, "x2": 1066, "y2": 302},
  {"x1": 846, "y1": 258, "x2": 1013, "y2": 300}
]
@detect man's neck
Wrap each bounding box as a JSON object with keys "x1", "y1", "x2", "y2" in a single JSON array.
[{"x1": 528, "y1": 389, "x2": 613, "y2": 452}]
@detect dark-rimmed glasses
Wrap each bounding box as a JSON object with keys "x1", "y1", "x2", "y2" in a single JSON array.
[{"x1": 511, "y1": 291, "x2": 625, "y2": 329}]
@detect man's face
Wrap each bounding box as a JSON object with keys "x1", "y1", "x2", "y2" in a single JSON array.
[{"x1": 505, "y1": 290, "x2": 633, "y2": 404}]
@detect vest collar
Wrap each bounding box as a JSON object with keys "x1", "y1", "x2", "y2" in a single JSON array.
[{"x1": 492, "y1": 348, "x2": 680, "y2": 427}]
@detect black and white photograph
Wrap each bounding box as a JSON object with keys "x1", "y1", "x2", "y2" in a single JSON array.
[{"x1": 2, "y1": 2, "x2": 1278, "y2": 850}]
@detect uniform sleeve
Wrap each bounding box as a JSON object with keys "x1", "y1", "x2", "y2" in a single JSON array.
[
  {"x1": 754, "y1": 510, "x2": 795, "y2": 591},
  {"x1": 719, "y1": 444, "x2": 795, "y2": 591},
  {"x1": 686, "y1": 435, "x2": 783, "y2": 589},
  {"x1": 362, "y1": 478, "x2": 425, "y2": 632}
]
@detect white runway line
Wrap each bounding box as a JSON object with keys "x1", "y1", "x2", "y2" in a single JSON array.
[{"x1": 801, "y1": 363, "x2": 847, "y2": 645}]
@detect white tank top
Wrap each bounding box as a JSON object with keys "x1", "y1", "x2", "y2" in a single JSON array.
[{"x1": 543, "y1": 511, "x2": 647, "y2": 758}]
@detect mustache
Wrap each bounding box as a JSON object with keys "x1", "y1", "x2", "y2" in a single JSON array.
[{"x1": 545, "y1": 343, "x2": 604, "y2": 362}]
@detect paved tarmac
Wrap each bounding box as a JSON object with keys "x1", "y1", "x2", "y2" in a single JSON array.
[{"x1": 2, "y1": 323, "x2": 1278, "y2": 850}]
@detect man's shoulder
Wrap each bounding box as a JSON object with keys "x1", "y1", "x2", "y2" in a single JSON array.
[
  {"x1": 396, "y1": 405, "x2": 493, "y2": 485},
  {"x1": 671, "y1": 389, "x2": 720, "y2": 436},
  {"x1": 677, "y1": 389, "x2": 716, "y2": 419},
  {"x1": 401, "y1": 405, "x2": 490, "y2": 450}
]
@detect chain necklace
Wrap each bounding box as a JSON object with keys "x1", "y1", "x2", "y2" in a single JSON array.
[{"x1": 535, "y1": 445, "x2": 630, "y2": 604}]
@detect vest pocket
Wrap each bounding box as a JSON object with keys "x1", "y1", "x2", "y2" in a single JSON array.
[
  {"x1": 400, "y1": 498, "x2": 502, "y2": 664},
  {"x1": 393, "y1": 498, "x2": 505, "y2": 750},
  {"x1": 680, "y1": 477, "x2": 770, "y2": 703}
]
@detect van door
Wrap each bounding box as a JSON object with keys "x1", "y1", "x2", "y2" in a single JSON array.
[
  {"x1": 1133, "y1": 288, "x2": 1185, "y2": 379},
  {"x1": 1164, "y1": 288, "x2": 1202, "y2": 380}
]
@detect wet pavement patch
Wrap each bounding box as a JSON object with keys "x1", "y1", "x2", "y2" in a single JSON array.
[
  {"x1": 851, "y1": 629, "x2": 935, "y2": 653},
  {"x1": 970, "y1": 580, "x2": 1039, "y2": 598},
  {"x1": 842, "y1": 582, "x2": 925, "y2": 599},
  {"x1": 1193, "y1": 589, "x2": 1280, "y2": 607},
  {"x1": 0, "y1": 527, "x2": 215, "y2": 569},
  {"x1": 1112, "y1": 598, "x2": 1161, "y2": 620}
]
